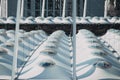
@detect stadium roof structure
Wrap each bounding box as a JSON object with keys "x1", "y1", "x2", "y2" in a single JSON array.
[
  {"x1": 0, "y1": 0, "x2": 120, "y2": 80},
  {"x1": 0, "y1": 16, "x2": 120, "y2": 24},
  {"x1": 0, "y1": 29, "x2": 120, "y2": 80}
]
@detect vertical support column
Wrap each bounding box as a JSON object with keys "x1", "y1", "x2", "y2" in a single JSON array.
[
  {"x1": 41, "y1": 0, "x2": 45, "y2": 17},
  {"x1": 11, "y1": 0, "x2": 21, "y2": 80},
  {"x1": 21, "y1": 0, "x2": 24, "y2": 17},
  {"x1": 62, "y1": 0, "x2": 66, "y2": 17},
  {"x1": 31, "y1": 0, "x2": 35, "y2": 17},
  {"x1": 1, "y1": 0, "x2": 7, "y2": 17},
  {"x1": 72, "y1": 0, "x2": 76, "y2": 80},
  {"x1": 104, "y1": 0, "x2": 108, "y2": 17},
  {"x1": 83, "y1": 0, "x2": 87, "y2": 17}
]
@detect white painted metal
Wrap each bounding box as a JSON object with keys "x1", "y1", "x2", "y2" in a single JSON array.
[
  {"x1": 21, "y1": 0, "x2": 24, "y2": 17},
  {"x1": 11, "y1": 0, "x2": 21, "y2": 80},
  {"x1": 41, "y1": 0, "x2": 45, "y2": 17},
  {"x1": 62, "y1": 0, "x2": 66, "y2": 18},
  {"x1": 83, "y1": 0, "x2": 87, "y2": 17},
  {"x1": 72, "y1": 0, "x2": 76, "y2": 80},
  {"x1": 104, "y1": 0, "x2": 108, "y2": 17}
]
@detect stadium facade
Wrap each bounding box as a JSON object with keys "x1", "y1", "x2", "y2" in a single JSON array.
[
  {"x1": 0, "y1": 0, "x2": 106, "y2": 17},
  {"x1": 0, "y1": 0, "x2": 120, "y2": 80}
]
